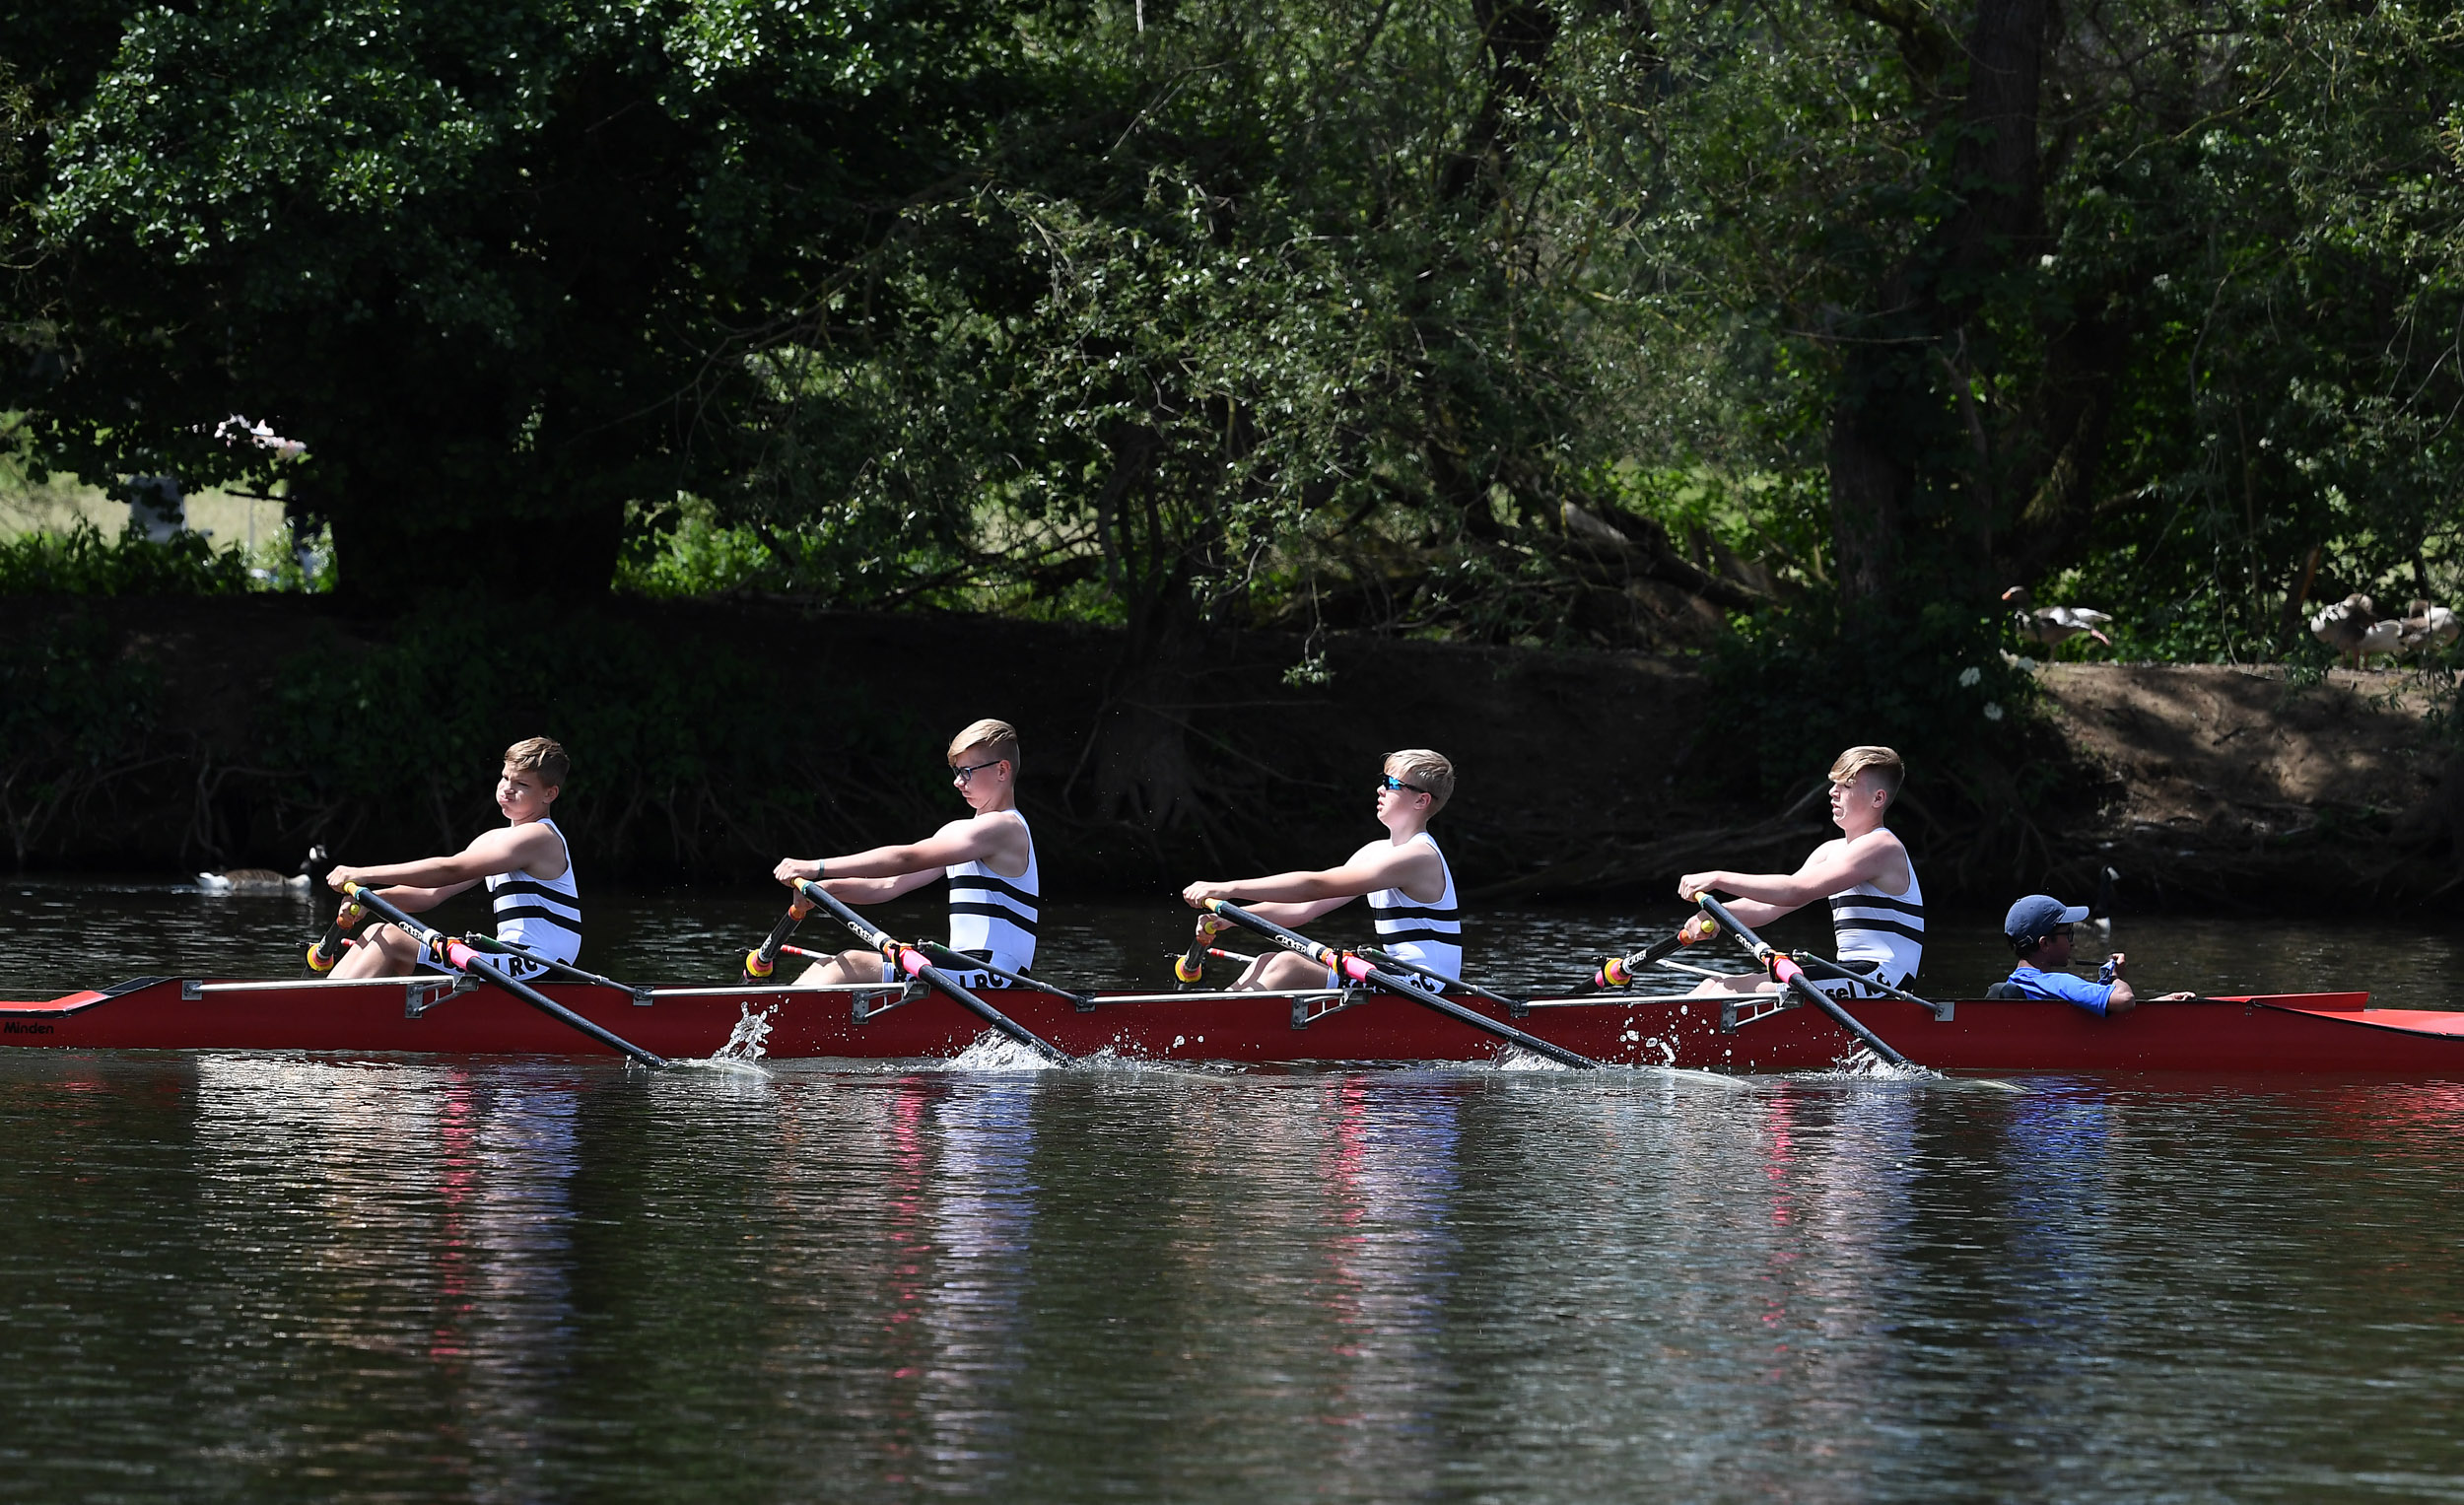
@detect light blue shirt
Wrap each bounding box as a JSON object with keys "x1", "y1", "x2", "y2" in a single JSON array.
[{"x1": 2003, "y1": 964, "x2": 2116, "y2": 1016}]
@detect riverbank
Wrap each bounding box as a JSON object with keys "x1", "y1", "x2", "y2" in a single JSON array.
[{"x1": 5, "y1": 594, "x2": 2457, "y2": 908}]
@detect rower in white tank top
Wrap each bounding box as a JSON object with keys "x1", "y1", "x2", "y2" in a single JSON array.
[
  {"x1": 1357, "y1": 830, "x2": 1461, "y2": 980},
  {"x1": 945, "y1": 810, "x2": 1039, "y2": 977},
  {"x1": 486, "y1": 817, "x2": 582, "y2": 966},
  {"x1": 1827, "y1": 866, "x2": 1922, "y2": 988}
]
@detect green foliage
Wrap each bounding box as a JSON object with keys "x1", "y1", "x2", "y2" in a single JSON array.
[
  {"x1": 0, "y1": 519, "x2": 250, "y2": 595},
  {"x1": 0, "y1": 612, "x2": 162, "y2": 863},
  {"x1": 1702, "y1": 600, "x2": 2053, "y2": 820}
]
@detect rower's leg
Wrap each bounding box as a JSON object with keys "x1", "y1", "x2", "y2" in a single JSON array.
[
  {"x1": 792, "y1": 948, "x2": 889, "y2": 988},
  {"x1": 329, "y1": 923, "x2": 420, "y2": 979},
  {"x1": 1696, "y1": 967, "x2": 1779, "y2": 995},
  {"x1": 1231, "y1": 952, "x2": 1326, "y2": 992}
]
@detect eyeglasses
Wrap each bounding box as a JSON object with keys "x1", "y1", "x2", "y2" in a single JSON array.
[
  {"x1": 951, "y1": 759, "x2": 1006, "y2": 784},
  {"x1": 1378, "y1": 774, "x2": 1428, "y2": 794}
]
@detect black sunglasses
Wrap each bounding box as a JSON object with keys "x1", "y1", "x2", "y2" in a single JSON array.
[{"x1": 951, "y1": 759, "x2": 1007, "y2": 784}]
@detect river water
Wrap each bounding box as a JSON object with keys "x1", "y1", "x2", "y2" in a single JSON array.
[{"x1": 5, "y1": 880, "x2": 2464, "y2": 1501}]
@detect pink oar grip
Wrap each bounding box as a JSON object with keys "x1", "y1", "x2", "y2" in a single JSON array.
[
  {"x1": 1340, "y1": 954, "x2": 1375, "y2": 983},
  {"x1": 897, "y1": 946, "x2": 927, "y2": 978},
  {"x1": 445, "y1": 940, "x2": 479, "y2": 970},
  {"x1": 1769, "y1": 954, "x2": 1804, "y2": 986}
]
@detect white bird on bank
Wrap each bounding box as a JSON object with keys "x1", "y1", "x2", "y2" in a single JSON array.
[
  {"x1": 2309, "y1": 593, "x2": 2376, "y2": 667},
  {"x1": 2003, "y1": 585, "x2": 2114, "y2": 648},
  {"x1": 2400, "y1": 599, "x2": 2459, "y2": 655},
  {"x1": 196, "y1": 846, "x2": 326, "y2": 894}
]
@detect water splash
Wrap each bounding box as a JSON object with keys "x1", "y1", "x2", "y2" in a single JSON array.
[
  {"x1": 671, "y1": 1002, "x2": 775, "y2": 1075},
  {"x1": 1485, "y1": 1045, "x2": 1575, "y2": 1072},
  {"x1": 942, "y1": 1031, "x2": 1062, "y2": 1072}
]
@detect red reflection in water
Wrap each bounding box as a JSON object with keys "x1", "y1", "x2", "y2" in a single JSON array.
[
  {"x1": 430, "y1": 1068, "x2": 476, "y2": 1369},
  {"x1": 877, "y1": 1076, "x2": 936, "y2": 1484}
]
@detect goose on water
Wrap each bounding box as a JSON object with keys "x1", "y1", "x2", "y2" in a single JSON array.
[
  {"x1": 2002, "y1": 586, "x2": 2114, "y2": 648},
  {"x1": 197, "y1": 845, "x2": 327, "y2": 894}
]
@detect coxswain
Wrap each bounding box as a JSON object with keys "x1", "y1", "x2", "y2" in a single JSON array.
[
  {"x1": 1179, "y1": 749, "x2": 1462, "y2": 992},
  {"x1": 1675, "y1": 745, "x2": 1923, "y2": 997},
  {"x1": 321, "y1": 736, "x2": 581, "y2": 981},
  {"x1": 771, "y1": 718, "x2": 1039, "y2": 988},
  {"x1": 1987, "y1": 894, "x2": 2194, "y2": 1013}
]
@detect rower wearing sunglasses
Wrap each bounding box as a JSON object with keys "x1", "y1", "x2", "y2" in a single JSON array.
[
  {"x1": 1180, "y1": 750, "x2": 1461, "y2": 992},
  {"x1": 770, "y1": 718, "x2": 1038, "y2": 989}
]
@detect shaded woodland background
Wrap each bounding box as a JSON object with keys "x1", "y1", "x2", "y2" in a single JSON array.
[{"x1": 7, "y1": 0, "x2": 2464, "y2": 889}]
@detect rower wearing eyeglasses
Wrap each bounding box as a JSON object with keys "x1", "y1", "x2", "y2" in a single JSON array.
[
  {"x1": 770, "y1": 718, "x2": 1038, "y2": 989},
  {"x1": 1987, "y1": 894, "x2": 2193, "y2": 1014},
  {"x1": 1676, "y1": 745, "x2": 1924, "y2": 998},
  {"x1": 1179, "y1": 750, "x2": 1461, "y2": 992}
]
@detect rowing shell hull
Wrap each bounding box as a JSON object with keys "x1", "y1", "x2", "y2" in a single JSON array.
[{"x1": 5, "y1": 979, "x2": 2464, "y2": 1073}]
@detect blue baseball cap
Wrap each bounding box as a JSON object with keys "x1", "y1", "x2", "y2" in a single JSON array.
[{"x1": 2005, "y1": 894, "x2": 2088, "y2": 943}]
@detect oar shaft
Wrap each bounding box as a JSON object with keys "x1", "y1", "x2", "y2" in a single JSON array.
[
  {"x1": 744, "y1": 894, "x2": 814, "y2": 980},
  {"x1": 1693, "y1": 894, "x2": 1912, "y2": 1069},
  {"x1": 1204, "y1": 901, "x2": 1599, "y2": 1070},
  {"x1": 341, "y1": 884, "x2": 669, "y2": 1068},
  {"x1": 791, "y1": 880, "x2": 1071, "y2": 1064},
  {"x1": 912, "y1": 938, "x2": 1093, "y2": 1007},
  {"x1": 1358, "y1": 946, "x2": 1529, "y2": 1014}
]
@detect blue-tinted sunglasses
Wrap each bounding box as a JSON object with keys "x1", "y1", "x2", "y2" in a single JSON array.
[{"x1": 1378, "y1": 774, "x2": 1428, "y2": 794}]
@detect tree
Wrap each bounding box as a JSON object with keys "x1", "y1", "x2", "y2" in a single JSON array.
[{"x1": 3, "y1": 0, "x2": 1024, "y2": 600}]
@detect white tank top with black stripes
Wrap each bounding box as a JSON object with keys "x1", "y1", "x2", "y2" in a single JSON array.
[
  {"x1": 1359, "y1": 831, "x2": 1461, "y2": 977},
  {"x1": 1828, "y1": 865, "x2": 1923, "y2": 984},
  {"x1": 487, "y1": 818, "x2": 581, "y2": 964},
  {"x1": 945, "y1": 812, "x2": 1039, "y2": 973}
]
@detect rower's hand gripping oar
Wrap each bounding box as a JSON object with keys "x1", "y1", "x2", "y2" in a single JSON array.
[
  {"x1": 743, "y1": 889, "x2": 816, "y2": 980},
  {"x1": 307, "y1": 900, "x2": 365, "y2": 973},
  {"x1": 1691, "y1": 893, "x2": 1914, "y2": 1069},
  {"x1": 1200, "y1": 899, "x2": 1601, "y2": 1070},
  {"x1": 1584, "y1": 913, "x2": 1719, "y2": 992},
  {"x1": 340, "y1": 883, "x2": 670, "y2": 1068},
  {"x1": 787, "y1": 879, "x2": 1073, "y2": 1065}
]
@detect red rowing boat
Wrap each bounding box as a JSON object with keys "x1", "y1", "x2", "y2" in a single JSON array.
[{"x1": 4, "y1": 976, "x2": 2462, "y2": 1072}]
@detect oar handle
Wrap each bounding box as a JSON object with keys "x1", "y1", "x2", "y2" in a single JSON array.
[
  {"x1": 306, "y1": 900, "x2": 366, "y2": 973},
  {"x1": 1693, "y1": 894, "x2": 1913, "y2": 1069},
  {"x1": 1176, "y1": 915, "x2": 1226, "y2": 984},
  {"x1": 744, "y1": 886, "x2": 816, "y2": 979},
  {"x1": 1595, "y1": 913, "x2": 1717, "y2": 990},
  {"x1": 340, "y1": 883, "x2": 670, "y2": 1067}
]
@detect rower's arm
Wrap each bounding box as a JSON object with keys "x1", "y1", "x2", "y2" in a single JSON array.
[
  {"x1": 1183, "y1": 846, "x2": 1440, "y2": 911},
  {"x1": 812, "y1": 868, "x2": 943, "y2": 905},
  {"x1": 1238, "y1": 895, "x2": 1358, "y2": 926},
  {"x1": 776, "y1": 819, "x2": 1026, "y2": 884},
  {"x1": 353, "y1": 879, "x2": 481, "y2": 915},
  {"x1": 1678, "y1": 835, "x2": 1903, "y2": 915},
  {"x1": 328, "y1": 827, "x2": 552, "y2": 893}
]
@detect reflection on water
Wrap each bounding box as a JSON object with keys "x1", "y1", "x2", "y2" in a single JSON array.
[{"x1": 7, "y1": 1057, "x2": 2464, "y2": 1500}]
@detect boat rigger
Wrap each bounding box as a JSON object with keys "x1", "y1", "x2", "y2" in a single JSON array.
[{"x1": 4, "y1": 976, "x2": 2461, "y2": 1073}]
